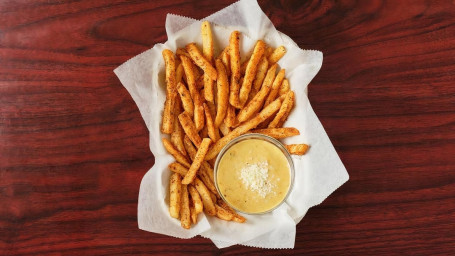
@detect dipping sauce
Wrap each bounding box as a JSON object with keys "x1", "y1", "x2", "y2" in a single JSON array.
[{"x1": 215, "y1": 137, "x2": 292, "y2": 214}]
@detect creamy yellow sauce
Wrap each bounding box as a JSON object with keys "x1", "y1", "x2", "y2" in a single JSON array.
[{"x1": 216, "y1": 139, "x2": 291, "y2": 213}]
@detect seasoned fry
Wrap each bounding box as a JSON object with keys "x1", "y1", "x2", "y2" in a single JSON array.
[
  {"x1": 182, "y1": 138, "x2": 212, "y2": 184},
  {"x1": 219, "y1": 121, "x2": 231, "y2": 136},
  {"x1": 176, "y1": 48, "x2": 191, "y2": 58},
  {"x1": 188, "y1": 184, "x2": 203, "y2": 214},
  {"x1": 190, "y1": 204, "x2": 198, "y2": 224},
  {"x1": 217, "y1": 200, "x2": 246, "y2": 223},
  {"x1": 196, "y1": 74, "x2": 204, "y2": 90},
  {"x1": 169, "y1": 162, "x2": 188, "y2": 176},
  {"x1": 252, "y1": 57, "x2": 269, "y2": 93},
  {"x1": 229, "y1": 31, "x2": 242, "y2": 108},
  {"x1": 276, "y1": 90, "x2": 295, "y2": 127},
  {"x1": 193, "y1": 91, "x2": 205, "y2": 131},
  {"x1": 215, "y1": 204, "x2": 234, "y2": 221},
  {"x1": 176, "y1": 63, "x2": 184, "y2": 83},
  {"x1": 268, "y1": 45, "x2": 286, "y2": 64},
  {"x1": 264, "y1": 69, "x2": 285, "y2": 106},
  {"x1": 203, "y1": 103, "x2": 220, "y2": 142},
  {"x1": 169, "y1": 172, "x2": 182, "y2": 219},
  {"x1": 204, "y1": 74, "x2": 215, "y2": 103},
  {"x1": 251, "y1": 127, "x2": 300, "y2": 139},
  {"x1": 180, "y1": 184, "x2": 191, "y2": 229},
  {"x1": 225, "y1": 104, "x2": 238, "y2": 128},
  {"x1": 176, "y1": 82, "x2": 194, "y2": 117},
  {"x1": 186, "y1": 43, "x2": 217, "y2": 81},
  {"x1": 268, "y1": 91, "x2": 294, "y2": 128},
  {"x1": 193, "y1": 177, "x2": 216, "y2": 216},
  {"x1": 279, "y1": 78, "x2": 290, "y2": 96},
  {"x1": 239, "y1": 40, "x2": 266, "y2": 105},
  {"x1": 161, "y1": 49, "x2": 177, "y2": 134},
  {"x1": 214, "y1": 59, "x2": 229, "y2": 127},
  {"x1": 219, "y1": 46, "x2": 231, "y2": 76},
  {"x1": 180, "y1": 55, "x2": 198, "y2": 96},
  {"x1": 265, "y1": 46, "x2": 273, "y2": 57},
  {"x1": 237, "y1": 64, "x2": 277, "y2": 123},
  {"x1": 286, "y1": 143, "x2": 309, "y2": 155},
  {"x1": 170, "y1": 103, "x2": 186, "y2": 156},
  {"x1": 201, "y1": 21, "x2": 214, "y2": 63},
  {"x1": 205, "y1": 97, "x2": 282, "y2": 160},
  {"x1": 162, "y1": 138, "x2": 191, "y2": 168},
  {"x1": 183, "y1": 135, "x2": 197, "y2": 160},
  {"x1": 178, "y1": 112, "x2": 202, "y2": 147}
]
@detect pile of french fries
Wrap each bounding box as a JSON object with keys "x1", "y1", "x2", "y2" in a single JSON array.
[{"x1": 161, "y1": 21, "x2": 309, "y2": 229}]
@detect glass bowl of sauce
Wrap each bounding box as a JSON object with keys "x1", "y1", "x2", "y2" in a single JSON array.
[{"x1": 214, "y1": 133, "x2": 295, "y2": 214}]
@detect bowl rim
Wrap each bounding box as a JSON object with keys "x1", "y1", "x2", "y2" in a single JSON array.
[{"x1": 213, "y1": 133, "x2": 295, "y2": 215}]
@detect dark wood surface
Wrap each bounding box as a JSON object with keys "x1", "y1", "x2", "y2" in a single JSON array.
[{"x1": 1, "y1": 0, "x2": 454, "y2": 255}]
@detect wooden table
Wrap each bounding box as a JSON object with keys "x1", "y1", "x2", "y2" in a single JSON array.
[{"x1": 1, "y1": 0, "x2": 454, "y2": 255}]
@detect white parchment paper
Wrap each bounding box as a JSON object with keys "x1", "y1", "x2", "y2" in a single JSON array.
[{"x1": 114, "y1": 0, "x2": 349, "y2": 249}]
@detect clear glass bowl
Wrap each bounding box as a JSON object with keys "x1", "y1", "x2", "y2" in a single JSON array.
[{"x1": 213, "y1": 133, "x2": 295, "y2": 215}]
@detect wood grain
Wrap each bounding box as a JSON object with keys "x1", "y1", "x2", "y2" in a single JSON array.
[{"x1": 1, "y1": 0, "x2": 454, "y2": 255}]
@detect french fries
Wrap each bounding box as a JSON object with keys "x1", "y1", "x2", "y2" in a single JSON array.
[
  {"x1": 162, "y1": 138, "x2": 191, "y2": 168},
  {"x1": 251, "y1": 127, "x2": 300, "y2": 139},
  {"x1": 161, "y1": 49, "x2": 177, "y2": 134},
  {"x1": 286, "y1": 144, "x2": 310, "y2": 155},
  {"x1": 182, "y1": 138, "x2": 212, "y2": 184},
  {"x1": 239, "y1": 40, "x2": 266, "y2": 105},
  {"x1": 169, "y1": 172, "x2": 182, "y2": 219},
  {"x1": 229, "y1": 31, "x2": 242, "y2": 109},
  {"x1": 160, "y1": 21, "x2": 310, "y2": 228}
]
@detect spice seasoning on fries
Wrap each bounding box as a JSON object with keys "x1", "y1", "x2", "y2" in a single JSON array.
[{"x1": 160, "y1": 21, "x2": 309, "y2": 228}]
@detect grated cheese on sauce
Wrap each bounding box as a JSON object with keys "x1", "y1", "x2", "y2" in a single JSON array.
[{"x1": 240, "y1": 161, "x2": 274, "y2": 198}]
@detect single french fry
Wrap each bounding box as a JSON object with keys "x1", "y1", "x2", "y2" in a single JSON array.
[
  {"x1": 180, "y1": 55, "x2": 198, "y2": 97},
  {"x1": 219, "y1": 121, "x2": 231, "y2": 136},
  {"x1": 180, "y1": 184, "x2": 191, "y2": 229},
  {"x1": 237, "y1": 64, "x2": 277, "y2": 123},
  {"x1": 239, "y1": 40, "x2": 266, "y2": 105},
  {"x1": 205, "y1": 98, "x2": 282, "y2": 160},
  {"x1": 169, "y1": 172, "x2": 182, "y2": 219},
  {"x1": 176, "y1": 82, "x2": 194, "y2": 117},
  {"x1": 252, "y1": 57, "x2": 269, "y2": 93},
  {"x1": 276, "y1": 91, "x2": 295, "y2": 127},
  {"x1": 176, "y1": 63, "x2": 184, "y2": 83},
  {"x1": 229, "y1": 31, "x2": 242, "y2": 108},
  {"x1": 215, "y1": 204, "x2": 234, "y2": 221},
  {"x1": 264, "y1": 69, "x2": 285, "y2": 106},
  {"x1": 225, "y1": 104, "x2": 238, "y2": 128},
  {"x1": 195, "y1": 74, "x2": 204, "y2": 90},
  {"x1": 161, "y1": 49, "x2": 177, "y2": 134},
  {"x1": 201, "y1": 21, "x2": 214, "y2": 63},
  {"x1": 268, "y1": 91, "x2": 294, "y2": 128},
  {"x1": 251, "y1": 127, "x2": 300, "y2": 139},
  {"x1": 203, "y1": 74, "x2": 215, "y2": 103},
  {"x1": 190, "y1": 203, "x2": 198, "y2": 224},
  {"x1": 203, "y1": 103, "x2": 220, "y2": 142},
  {"x1": 188, "y1": 184, "x2": 203, "y2": 214},
  {"x1": 219, "y1": 46, "x2": 231, "y2": 77},
  {"x1": 193, "y1": 91, "x2": 205, "y2": 131},
  {"x1": 162, "y1": 138, "x2": 191, "y2": 168},
  {"x1": 169, "y1": 162, "x2": 188, "y2": 176},
  {"x1": 265, "y1": 46, "x2": 273, "y2": 57},
  {"x1": 279, "y1": 79, "x2": 290, "y2": 96},
  {"x1": 182, "y1": 138, "x2": 212, "y2": 184},
  {"x1": 214, "y1": 59, "x2": 229, "y2": 128},
  {"x1": 217, "y1": 200, "x2": 246, "y2": 223},
  {"x1": 186, "y1": 43, "x2": 217, "y2": 81},
  {"x1": 170, "y1": 103, "x2": 186, "y2": 156},
  {"x1": 268, "y1": 45, "x2": 286, "y2": 64},
  {"x1": 176, "y1": 48, "x2": 191, "y2": 58},
  {"x1": 286, "y1": 143, "x2": 309, "y2": 155},
  {"x1": 178, "y1": 112, "x2": 202, "y2": 147},
  {"x1": 183, "y1": 136, "x2": 215, "y2": 191},
  {"x1": 193, "y1": 177, "x2": 216, "y2": 216}
]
